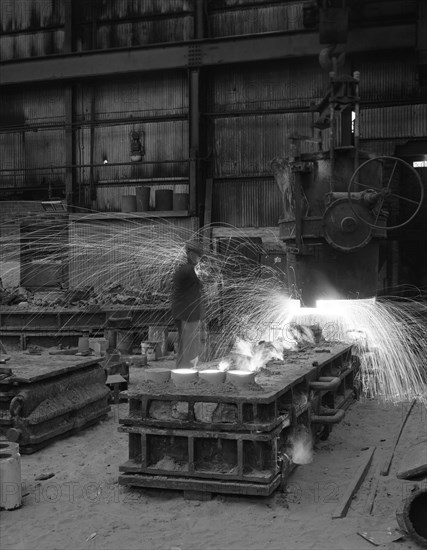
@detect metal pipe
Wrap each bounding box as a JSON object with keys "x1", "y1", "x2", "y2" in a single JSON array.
[
  {"x1": 189, "y1": 69, "x2": 200, "y2": 215},
  {"x1": 309, "y1": 377, "x2": 341, "y2": 391},
  {"x1": 0, "y1": 113, "x2": 187, "y2": 134},
  {"x1": 0, "y1": 159, "x2": 189, "y2": 174},
  {"x1": 311, "y1": 408, "x2": 345, "y2": 424}
]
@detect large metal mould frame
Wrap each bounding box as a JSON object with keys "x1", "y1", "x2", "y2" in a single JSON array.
[
  {"x1": 0, "y1": 356, "x2": 110, "y2": 453},
  {"x1": 118, "y1": 343, "x2": 358, "y2": 497}
]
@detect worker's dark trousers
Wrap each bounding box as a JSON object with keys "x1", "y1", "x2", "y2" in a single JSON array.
[{"x1": 175, "y1": 319, "x2": 201, "y2": 368}]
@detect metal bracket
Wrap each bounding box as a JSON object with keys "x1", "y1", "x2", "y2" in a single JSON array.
[{"x1": 188, "y1": 44, "x2": 202, "y2": 68}]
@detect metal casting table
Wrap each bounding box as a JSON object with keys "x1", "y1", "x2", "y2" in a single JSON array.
[{"x1": 119, "y1": 343, "x2": 358, "y2": 497}]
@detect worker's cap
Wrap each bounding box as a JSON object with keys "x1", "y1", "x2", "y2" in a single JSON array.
[{"x1": 185, "y1": 242, "x2": 203, "y2": 256}]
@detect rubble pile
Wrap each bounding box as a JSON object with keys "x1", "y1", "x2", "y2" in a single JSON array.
[{"x1": 0, "y1": 283, "x2": 170, "y2": 309}]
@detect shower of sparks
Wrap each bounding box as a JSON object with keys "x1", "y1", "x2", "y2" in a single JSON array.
[
  {"x1": 0, "y1": 213, "x2": 426, "y2": 404},
  {"x1": 285, "y1": 298, "x2": 427, "y2": 405}
]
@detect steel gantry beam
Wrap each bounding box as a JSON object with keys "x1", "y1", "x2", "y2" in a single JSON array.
[{"x1": 0, "y1": 25, "x2": 414, "y2": 86}]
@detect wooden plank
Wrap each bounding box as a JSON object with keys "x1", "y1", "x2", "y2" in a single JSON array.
[
  {"x1": 332, "y1": 447, "x2": 376, "y2": 519},
  {"x1": 119, "y1": 460, "x2": 275, "y2": 484},
  {"x1": 397, "y1": 439, "x2": 427, "y2": 480},
  {"x1": 380, "y1": 400, "x2": 416, "y2": 476},
  {"x1": 363, "y1": 460, "x2": 383, "y2": 516},
  {"x1": 119, "y1": 472, "x2": 282, "y2": 496}
]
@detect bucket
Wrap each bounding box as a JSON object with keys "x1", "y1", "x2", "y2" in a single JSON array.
[
  {"x1": 173, "y1": 193, "x2": 189, "y2": 211},
  {"x1": 171, "y1": 368, "x2": 198, "y2": 387},
  {"x1": 199, "y1": 369, "x2": 225, "y2": 386},
  {"x1": 78, "y1": 337, "x2": 90, "y2": 354},
  {"x1": 0, "y1": 447, "x2": 22, "y2": 510},
  {"x1": 155, "y1": 189, "x2": 173, "y2": 211},
  {"x1": 122, "y1": 195, "x2": 137, "y2": 213},
  {"x1": 145, "y1": 368, "x2": 171, "y2": 384},
  {"x1": 226, "y1": 370, "x2": 255, "y2": 388},
  {"x1": 136, "y1": 187, "x2": 150, "y2": 212}
]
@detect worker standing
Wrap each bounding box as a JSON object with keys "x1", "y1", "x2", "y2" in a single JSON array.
[{"x1": 171, "y1": 242, "x2": 205, "y2": 368}]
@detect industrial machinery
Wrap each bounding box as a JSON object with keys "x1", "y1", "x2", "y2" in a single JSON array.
[
  {"x1": 272, "y1": 51, "x2": 424, "y2": 307},
  {"x1": 274, "y1": 147, "x2": 424, "y2": 307}
]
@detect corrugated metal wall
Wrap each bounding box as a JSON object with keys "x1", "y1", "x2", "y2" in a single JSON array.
[
  {"x1": 0, "y1": 0, "x2": 418, "y2": 60},
  {"x1": 210, "y1": 60, "x2": 329, "y2": 112},
  {"x1": 0, "y1": 0, "x2": 63, "y2": 31},
  {"x1": 208, "y1": 60, "x2": 327, "y2": 227},
  {"x1": 352, "y1": 50, "x2": 426, "y2": 157},
  {"x1": 95, "y1": 17, "x2": 193, "y2": 49},
  {"x1": 0, "y1": 0, "x2": 64, "y2": 60},
  {"x1": 354, "y1": 52, "x2": 421, "y2": 102},
  {"x1": 359, "y1": 140, "x2": 403, "y2": 157},
  {"x1": 0, "y1": 0, "x2": 424, "y2": 231},
  {"x1": 0, "y1": 86, "x2": 65, "y2": 193},
  {"x1": 212, "y1": 179, "x2": 282, "y2": 228},
  {"x1": 73, "y1": 72, "x2": 189, "y2": 211},
  {"x1": 360, "y1": 105, "x2": 427, "y2": 140},
  {"x1": 74, "y1": 0, "x2": 194, "y2": 51},
  {"x1": 0, "y1": 0, "x2": 194, "y2": 59},
  {"x1": 208, "y1": 1, "x2": 304, "y2": 37},
  {"x1": 212, "y1": 114, "x2": 321, "y2": 178}
]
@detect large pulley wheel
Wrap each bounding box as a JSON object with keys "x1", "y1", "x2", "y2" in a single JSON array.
[{"x1": 348, "y1": 156, "x2": 424, "y2": 230}]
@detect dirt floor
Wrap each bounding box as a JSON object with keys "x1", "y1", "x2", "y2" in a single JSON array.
[{"x1": 1, "y1": 359, "x2": 426, "y2": 550}]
